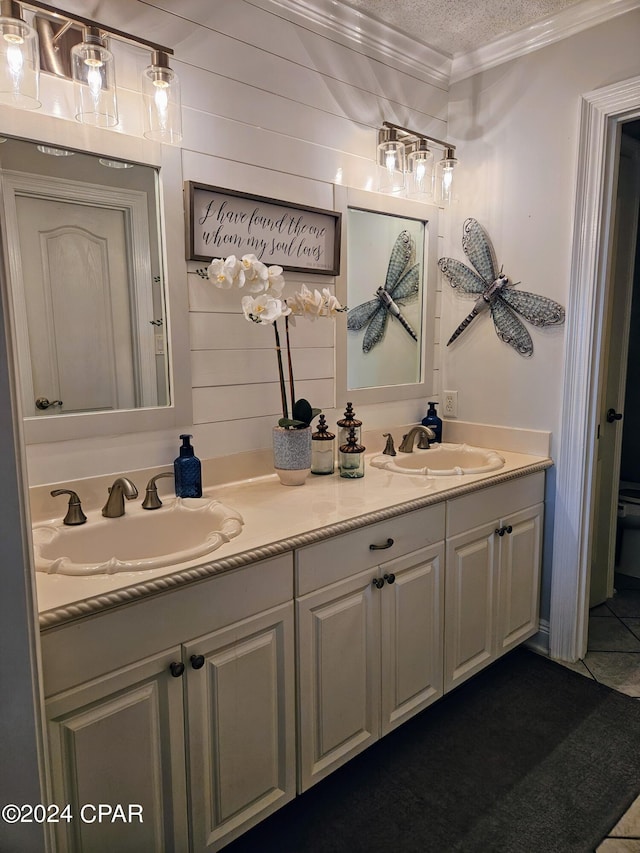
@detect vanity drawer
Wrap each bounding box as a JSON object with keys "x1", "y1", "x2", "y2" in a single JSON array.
[
  {"x1": 296, "y1": 504, "x2": 445, "y2": 596},
  {"x1": 446, "y1": 471, "x2": 545, "y2": 538},
  {"x1": 41, "y1": 553, "x2": 294, "y2": 697}
]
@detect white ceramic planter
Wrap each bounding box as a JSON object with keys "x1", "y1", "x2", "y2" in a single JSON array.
[{"x1": 272, "y1": 425, "x2": 312, "y2": 485}]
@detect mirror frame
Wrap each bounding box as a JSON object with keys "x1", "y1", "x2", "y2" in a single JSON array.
[
  {"x1": 334, "y1": 186, "x2": 439, "y2": 406},
  {"x1": 0, "y1": 113, "x2": 192, "y2": 444}
]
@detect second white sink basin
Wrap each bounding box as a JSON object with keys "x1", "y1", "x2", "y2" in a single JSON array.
[
  {"x1": 33, "y1": 497, "x2": 244, "y2": 576},
  {"x1": 370, "y1": 443, "x2": 505, "y2": 477}
]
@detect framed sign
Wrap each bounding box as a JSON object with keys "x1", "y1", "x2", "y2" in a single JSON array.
[{"x1": 185, "y1": 182, "x2": 341, "y2": 275}]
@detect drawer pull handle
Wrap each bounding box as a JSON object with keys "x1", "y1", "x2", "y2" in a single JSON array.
[
  {"x1": 169, "y1": 661, "x2": 185, "y2": 678},
  {"x1": 384, "y1": 573, "x2": 396, "y2": 585},
  {"x1": 372, "y1": 577, "x2": 385, "y2": 589},
  {"x1": 369, "y1": 538, "x2": 394, "y2": 551},
  {"x1": 190, "y1": 654, "x2": 205, "y2": 670}
]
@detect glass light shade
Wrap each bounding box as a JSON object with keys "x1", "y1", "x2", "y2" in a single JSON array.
[
  {"x1": 408, "y1": 144, "x2": 434, "y2": 200},
  {"x1": 71, "y1": 27, "x2": 118, "y2": 127},
  {"x1": 0, "y1": 6, "x2": 40, "y2": 110},
  {"x1": 377, "y1": 137, "x2": 406, "y2": 194},
  {"x1": 435, "y1": 150, "x2": 459, "y2": 204},
  {"x1": 142, "y1": 51, "x2": 182, "y2": 144}
]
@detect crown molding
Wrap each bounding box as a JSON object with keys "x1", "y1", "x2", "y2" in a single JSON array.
[
  {"x1": 451, "y1": 0, "x2": 640, "y2": 83},
  {"x1": 247, "y1": 0, "x2": 451, "y2": 89}
]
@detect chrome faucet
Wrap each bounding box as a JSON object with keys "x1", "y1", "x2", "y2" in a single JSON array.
[
  {"x1": 102, "y1": 477, "x2": 138, "y2": 518},
  {"x1": 398, "y1": 425, "x2": 435, "y2": 453}
]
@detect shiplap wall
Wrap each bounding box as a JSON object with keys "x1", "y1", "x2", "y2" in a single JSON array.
[{"x1": 4, "y1": 0, "x2": 447, "y2": 483}]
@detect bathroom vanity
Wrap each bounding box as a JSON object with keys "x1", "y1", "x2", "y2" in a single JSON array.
[{"x1": 36, "y1": 447, "x2": 550, "y2": 852}]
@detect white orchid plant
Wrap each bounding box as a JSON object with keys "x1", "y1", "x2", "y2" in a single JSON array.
[{"x1": 207, "y1": 254, "x2": 345, "y2": 429}]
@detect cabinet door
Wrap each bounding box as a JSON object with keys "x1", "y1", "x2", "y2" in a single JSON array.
[
  {"x1": 46, "y1": 648, "x2": 188, "y2": 853},
  {"x1": 185, "y1": 602, "x2": 295, "y2": 852},
  {"x1": 380, "y1": 543, "x2": 444, "y2": 735},
  {"x1": 497, "y1": 503, "x2": 543, "y2": 655},
  {"x1": 297, "y1": 567, "x2": 381, "y2": 792},
  {"x1": 445, "y1": 522, "x2": 497, "y2": 692}
]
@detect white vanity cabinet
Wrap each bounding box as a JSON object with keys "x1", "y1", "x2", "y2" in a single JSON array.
[
  {"x1": 41, "y1": 554, "x2": 296, "y2": 853},
  {"x1": 295, "y1": 505, "x2": 445, "y2": 791},
  {"x1": 444, "y1": 472, "x2": 544, "y2": 692}
]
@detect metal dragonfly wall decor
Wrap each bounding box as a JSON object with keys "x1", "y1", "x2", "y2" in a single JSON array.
[
  {"x1": 347, "y1": 230, "x2": 420, "y2": 353},
  {"x1": 439, "y1": 218, "x2": 565, "y2": 357}
]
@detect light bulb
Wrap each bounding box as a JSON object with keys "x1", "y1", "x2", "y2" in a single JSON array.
[{"x1": 143, "y1": 51, "x2": 182, "y2": 143}]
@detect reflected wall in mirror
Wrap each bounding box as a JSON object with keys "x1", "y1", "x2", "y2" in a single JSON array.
[
  {"x1": 335, "y1": 186, "x2": 439, "y2": 406},
  {"x1": 0, "y1": 137, "x2": 170, "y2": 422}
]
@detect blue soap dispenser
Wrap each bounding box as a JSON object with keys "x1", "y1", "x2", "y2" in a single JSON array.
[
  {"x1": 174, "y1": 434, "x2": 202, "y2": 498},
  {"x1": 422, "y1": 402, "x2": 442, "y2": 444}
]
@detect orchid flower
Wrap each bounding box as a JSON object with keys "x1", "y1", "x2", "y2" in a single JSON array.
[
  {"x1": 207, "y1": 255, "x2": 245, "y2": 289},
  {"x1": 241, "y1": 293, "x2": 291, "y2": 325}
]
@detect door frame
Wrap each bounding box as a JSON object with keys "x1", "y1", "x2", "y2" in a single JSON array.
[
  {"x1": 550, "y1": 75, "x2": 640, "y2": 661},
  {"x1": 1, "y1": 171, "x2": 158, "y2": 417}
]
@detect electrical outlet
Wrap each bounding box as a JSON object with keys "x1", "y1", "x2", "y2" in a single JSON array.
[{"x1": 443, "y1": 390, "x2": 458, "y2": 418}]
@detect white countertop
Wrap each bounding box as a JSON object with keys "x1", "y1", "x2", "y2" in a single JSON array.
[{"x1": 35, "y1": 448, "x2": 552, "y2": 628}]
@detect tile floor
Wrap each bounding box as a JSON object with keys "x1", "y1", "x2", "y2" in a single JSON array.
[{"x1": 559, "y1": 573, "x2": 640, "y2": 851}]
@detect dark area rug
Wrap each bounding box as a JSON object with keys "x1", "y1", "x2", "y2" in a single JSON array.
[{"x1": 224, "y1": 648, "x2": 640, "y2": 853}]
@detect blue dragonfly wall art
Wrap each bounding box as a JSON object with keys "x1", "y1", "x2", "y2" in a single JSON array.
[
  {"x1": 347, "y1": 230, "x2": 421, "y2": 353},
  {"x1": 439, "y1": 218, "x2": 565, "y2": 357}
]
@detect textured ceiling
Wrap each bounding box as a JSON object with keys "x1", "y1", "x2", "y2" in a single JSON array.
[{"x1": 336, "y1": 0, "x2": 589, "y2": 56}]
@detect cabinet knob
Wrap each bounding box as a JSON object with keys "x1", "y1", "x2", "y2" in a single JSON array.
[
  {"x1": 383, "y1": 573, "x2": 396, "y2": 584},
  {"x1": 505, "y1": 525, "x2": 513, "y2": 535},
  {"x1": 372, "y1": 577, "x2": 385, "y2": 589},
  {"x1": 369, "y1": 538, "x2": 394, "y2": 551},
  {"x1": 495, "y1": 525, "x2": 513, "y2": 537},
  {"x1": 190, "y1": 654, "x2": 205, "y2": 670},
  {"x1": 495, "y1": 527, "x2": 505, "y2": 537},
  {"x1": 169, "y1": 661, "x2": 185, "y2": 677}
]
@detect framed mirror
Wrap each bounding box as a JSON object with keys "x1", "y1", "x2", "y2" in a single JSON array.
[
  {"x1": 0, "y1": 128, "x2": 191, "y2": 444},
  {"x1": 334, "y1": 186, "x2": 439, "y2": 406}
]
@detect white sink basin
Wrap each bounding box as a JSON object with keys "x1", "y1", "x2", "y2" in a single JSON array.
[
  {"x1": 370, "y1": 443, "x2": 505, "y2": 477},
  {"x1": 33, "y1": 497, "x2": 244, "y2": 576}
]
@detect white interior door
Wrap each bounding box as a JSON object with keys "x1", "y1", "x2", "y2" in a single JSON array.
[
  {"x1": 589, "y1": 135, "x2": 640, "y2": 607},
  {"x1": 15, "y1": 195, "x2": 136, "y2": 416}
]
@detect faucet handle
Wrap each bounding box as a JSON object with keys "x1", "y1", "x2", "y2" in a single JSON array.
[
  {"x1": 142, "y1": 471, "x2": 174, "y2": 510},
  {"x1": 417, "y1": 428, "x2": 434, "y2": 449},
  {"x1": 382, "y1": 433, "x2": 396, "y2": 456},
  {"x1": 51, "y1": 489, "x2": 87, "y2": 526}
]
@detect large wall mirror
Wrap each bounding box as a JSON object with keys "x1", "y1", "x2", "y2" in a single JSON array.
[
  {"x1": 334, "y1": 186, "x2": 439, "y2": 406},
  {"x1": 0, "y1": 129, "x2": 191, "y2": 444}
]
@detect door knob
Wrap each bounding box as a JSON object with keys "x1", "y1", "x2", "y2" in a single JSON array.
[
  {"x1": 606, "y1": 408, "x2": 623, "y2": 423},
  {"x1": 35, "y1": 397, "x2": 63, "y2": 410},
  {"x1": 169, "y1": 661, "x2": 185, "y2": 677},
  {"x1": 383, "y1": 573, "x2": 396, "y2": 584},
  {"x1": 372, "y1": 577, "x2": 385, "y2": 589},
  {"x1": 190, "y1": 654, "x2": 205, "y2": 669}
]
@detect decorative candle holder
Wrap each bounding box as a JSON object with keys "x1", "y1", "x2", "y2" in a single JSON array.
[
  {"x1": 339, "y1": 427, "x2": 365, "y2": 479},
  {"x1": 311, "y1": 414, "x2": 336, "y2": 475},
  {"x1": 337, "y1": 402, "x2": 362, "y2": 447}
]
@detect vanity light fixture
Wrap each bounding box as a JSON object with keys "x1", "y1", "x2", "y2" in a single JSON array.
[
  {"x1": 377, "y1": 121, "x2": 459, "y2": 204},
  {"x1": 142, "y1": 50, "x2": 182, "y2": 144},
  {"x1": 0, "y1": 1, "x2": 182, "y2": 144},
  {"x1": 376, "y1": 125, "x2": 406, "y2": 194},
  {"x1": 0, "y1": 0, "x2": 40, "y2": 109},
  {"x1": 71, "y1": 25, "x2": 117, "y2": 127}
]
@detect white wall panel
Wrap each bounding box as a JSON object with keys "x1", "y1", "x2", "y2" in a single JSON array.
[
  {"x1": 191, "y1": 348, "x2": 333, "y2": 387},
  {"x1": 193, "y1": 378, "x2": 334, "y2": 423}
]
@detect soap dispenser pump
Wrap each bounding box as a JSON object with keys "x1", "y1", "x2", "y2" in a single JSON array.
[
  {"x1": 422, "y1": 402, "x2": 442, "y2": 444},
  {"x1": 174, "y1": 434, "x2": 202, "y2": 498}
]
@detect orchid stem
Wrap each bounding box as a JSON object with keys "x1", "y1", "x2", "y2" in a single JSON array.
[
  {"x1": 285, "y1": 314, "x2": 296, "y2": 413},
  {"x1": 273, "y1": 322, "x2": 289, "y2": 420}
]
